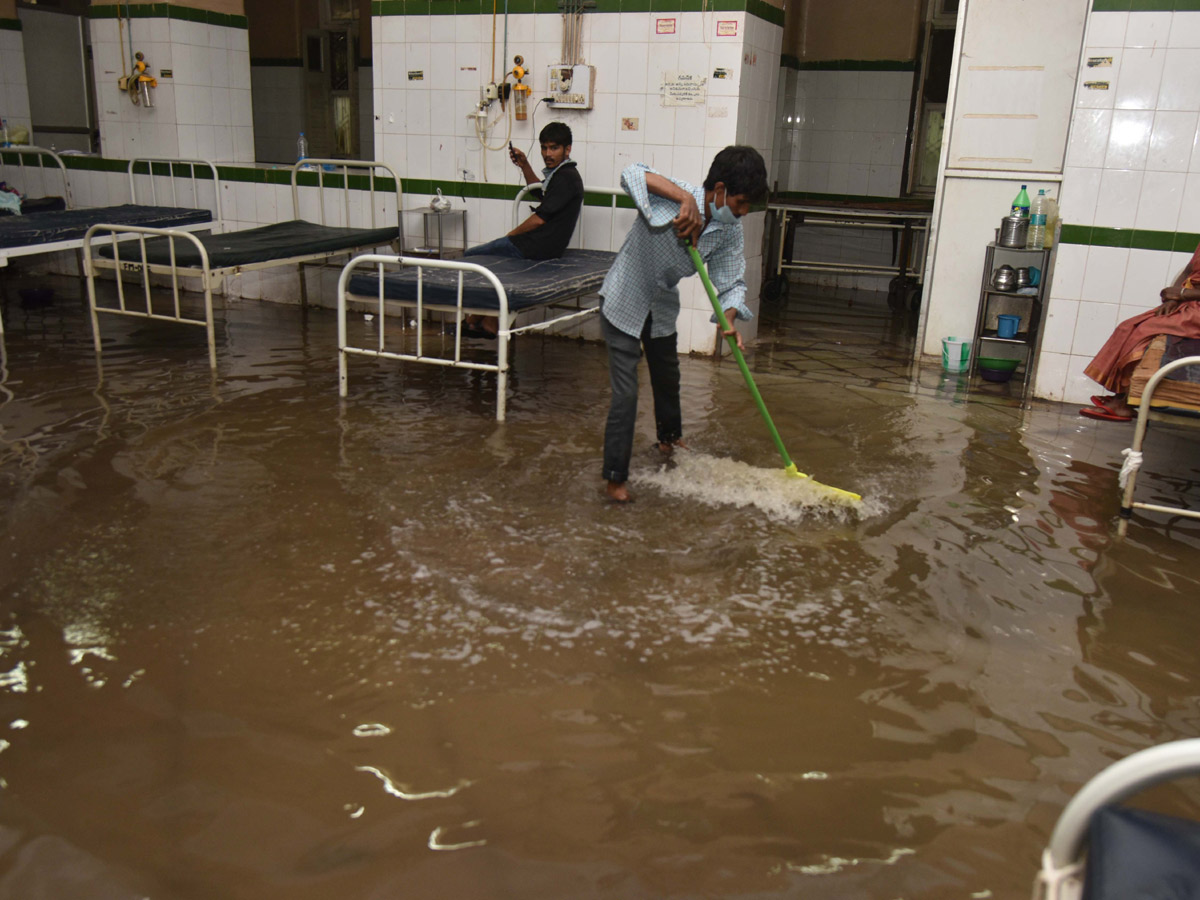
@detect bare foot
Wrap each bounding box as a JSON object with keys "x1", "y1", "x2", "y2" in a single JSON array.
[
  {"x1": 657, "y1": 439, "x2": 688, "y2": 456},
  {"x1": 606, "y1": 480, "x2": 633, "y2": 503}
]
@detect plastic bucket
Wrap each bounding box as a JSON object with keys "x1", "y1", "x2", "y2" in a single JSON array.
[
  {"x1": 942, "y1": 337, "x2": 970, "y2": 372},
  {"x1": 996, "y1": 314, "x2": 1021, "y2": 338}
]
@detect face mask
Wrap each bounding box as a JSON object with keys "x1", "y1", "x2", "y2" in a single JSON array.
[{"x1": 708, "y1": 188, "x2": 738, "y2": 226}]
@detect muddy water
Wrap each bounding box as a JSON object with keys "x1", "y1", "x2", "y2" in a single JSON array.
[{"x1": 1, "y1": 285, "x2": 1199, "y2": 899}]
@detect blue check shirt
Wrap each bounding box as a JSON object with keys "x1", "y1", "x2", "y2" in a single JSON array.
[{"x1": 599, "y1": 163, "x2": 752, "y2": 339}]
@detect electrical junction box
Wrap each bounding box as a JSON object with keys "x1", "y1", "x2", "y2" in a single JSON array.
[{"x1": 547, "y1": 64, "x2": 595, "y2": 109}]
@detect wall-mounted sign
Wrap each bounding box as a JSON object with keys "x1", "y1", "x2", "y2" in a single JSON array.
[
  {"x1": 713, "y1": 68, "x2": 730, "y2": 79},
  {"x1": 408, "y1": 70, "x2": 424, "y2": 81},
  {"x1": 716, "y1": 20, "x2": 737, "y2": 36},
  {"x1": 662, "y1": 71, "x2": 707, "y2": 107},
  {"x1": 1087, "y1": 56, "x2": 1112, "y2": 68},
  {"x1": 656, "y1": 18, "x2": 675, "y2": 34},
  {"x1": 1084, "y1": 80, "x2": 1110, "y2": 90}
]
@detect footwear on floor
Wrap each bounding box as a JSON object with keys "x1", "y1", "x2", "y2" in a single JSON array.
[{"x1": 1079, "y1": 405, "x2": 1133, "y2": 422}]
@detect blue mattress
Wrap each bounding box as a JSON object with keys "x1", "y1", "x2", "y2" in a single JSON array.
[
  {"x1": 0, "y1": 204, "x2": 211, "y2": 249},
  {"x1": 98, "y1": 218, "x2": 400, "y2": 268},
  {"x1": 346, "y1": 249, "x2": 616, "y2": 312}
]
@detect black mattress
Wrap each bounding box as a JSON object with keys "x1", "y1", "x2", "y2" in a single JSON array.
[
  {"x1": 346, "y1": 249, "x2": 616, "y2": 312},
  {"x1": 0, "y1": 196, "x2": 67, "y2": 217},
  {"x1": 98, "y1": 218, "x2": 399, "y2": 268},
  {"x1": 0, "y1": 204, "x2": 211, "y2": 249}
]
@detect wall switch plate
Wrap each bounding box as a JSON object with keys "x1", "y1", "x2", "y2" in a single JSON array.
[{"x1": 547, "y1": 64, "x2": 595, "y2": 109}]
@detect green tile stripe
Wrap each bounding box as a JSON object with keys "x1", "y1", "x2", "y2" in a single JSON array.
[
  {"x1": 1060, "y1": 224, "x2": 1200, "y2": 252},
  {"x1": 780, "y1": 56, "x2": 916, "y2": 71},
  {"x1": 89, "y1": 4, "x2": 248, "y2": 29},
  {"x1": 373, "y1": 0, "x2": 783, "y2": 25},
  {"x1": 250, "y1": 58, "x2": 304, "y2": 67},
  {"x1": 1092, "y1": 0, "x2": 1200, "y2": 9},
  {"x1": 0, "y1": 18, "x2": 22, "y2": 31}
]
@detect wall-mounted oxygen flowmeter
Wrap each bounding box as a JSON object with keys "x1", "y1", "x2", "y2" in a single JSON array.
[{"x1": 547, "y1": 64, "x2": 595, "y2": 109}]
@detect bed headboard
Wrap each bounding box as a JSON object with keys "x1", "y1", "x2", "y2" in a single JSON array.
[
  {"x1": 0, "y1": 145, "x2": 72, "y2": 207},
  {"x1": 513, "y1": 182, "x2": 626, "y2": 252},
  {"x1": 289, "y1": 158, "x2": 404, "y2": 237},
  {"x1": 128, "y1": 157, "x2": 223, "y2": 225}
]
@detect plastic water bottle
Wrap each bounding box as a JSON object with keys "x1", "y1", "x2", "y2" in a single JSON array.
[
  {"x1": 296, "y1": 132, "x2": 308, "y2": 163},
  {"x1": 1043, "y1": 193, "x2": 1059, "y2": 248},
  {"x1": 1026, "y1": 189, "x2": 1048, "y2": 249},
  {"x1": 1011, "y1": 184, "x2": 1030, "y2": 219}
]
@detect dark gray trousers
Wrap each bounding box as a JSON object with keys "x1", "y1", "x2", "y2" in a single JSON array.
[{"x1": 601, "y1": 314, "x2": 682, "y2": 483}]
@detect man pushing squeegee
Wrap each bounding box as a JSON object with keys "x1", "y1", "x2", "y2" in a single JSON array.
[{"x1": 596, "y1": 146, "x2": 861, "y2": 507}]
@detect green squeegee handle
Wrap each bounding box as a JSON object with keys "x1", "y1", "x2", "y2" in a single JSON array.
[{"x1": 686, "y1": 243, "x2": 795, "y2": 472}]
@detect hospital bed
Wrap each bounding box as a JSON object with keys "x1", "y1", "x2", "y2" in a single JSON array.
[
  {"x1": 0, "y1": 147, "x2": 218, "y2": 335},
  {"x1": 82, "y1": 158, "x2": 403, "y2": 369},
  {"x1": 1033, "y1": 738, "x2": 1200, "y2": 899},
  {"x1": 1117, "y1": 334, "x2": 1200, "y2": 530},
  {"x1": 337, "y1": 183, "x2": 626, "y2": 421}
]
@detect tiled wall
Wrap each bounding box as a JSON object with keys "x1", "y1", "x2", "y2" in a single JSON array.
[
  {"x1": 770, "y1": 64, "x2": 914, "y2": 291},
  {"x1": 1039, "y1": 6, "x2": 1200, "y2": 404},
  {"x1": 0, "y1": 23, "x2": 30, "y2": 140},
  {"x1": 90, "y1": 15, "x2": 254, "y2": 162},
  {"x1": 772, "y1": 66, "x2": 913, "y2": 197},
  {"x1": 372, "y1": 7, "x2": 782, "y2": 352}
]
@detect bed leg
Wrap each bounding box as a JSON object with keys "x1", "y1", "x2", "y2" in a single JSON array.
[
  {"x1": 298, "y1": 262, "x2": 308, "y2": 307},
  {"x1": 339, "y1": 350, "x2": 348, "y2": 398}
]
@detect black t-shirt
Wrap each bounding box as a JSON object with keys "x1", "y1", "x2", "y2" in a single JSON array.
[{"x1": 510, "y1": 160, "x2": 584, "y2": 260}]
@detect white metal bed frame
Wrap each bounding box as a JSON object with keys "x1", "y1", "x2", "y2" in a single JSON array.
[
  {"x1": 1118, "y1": 353, "x2": 1200, "y2": 529},
  {"x1": 1033, "y1": 738, "x2": 1200, "y2": 900},
  {"x1": 0, "y1": 148, "x2": 221, "y2": 335},
  {"x1": 82, "y1": 158, "x2": 403, "y2": 369},
  {"x1": 337, "y1": 183, "x2": 626, "y2": 422}
]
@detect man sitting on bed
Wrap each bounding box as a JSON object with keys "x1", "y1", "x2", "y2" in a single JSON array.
[
  {"x1": 457, "y1": 121, "x2": 584, "y2": 339},
  {"x1": 1081, "y1": 239, "x2": 1200, "y2": 422}
]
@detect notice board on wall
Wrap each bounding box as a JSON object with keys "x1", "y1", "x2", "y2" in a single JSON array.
[{"x1": 946, "y1": 0, "x2": 1089, "y2": 174}]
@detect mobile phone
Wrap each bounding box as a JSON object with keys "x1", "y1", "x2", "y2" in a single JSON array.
[{"x1": 508, "y1": 141, "x2": 514, "y2": 151}]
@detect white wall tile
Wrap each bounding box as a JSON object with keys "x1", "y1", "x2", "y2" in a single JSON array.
[
  {"x1": 1124, "y1": 11, "x2": 1172, "y2": 48},
  {"x1": 1121, "y1": 248, "x2": 1172, "y2": 306},
  {"x1": 1087, "y1": 11, "x2": 1128, "y2": 47},
  {"x1": 1157, "y1": 48, "x2": 1200, "y2": 109},
  {"x1": 1147, "y1": 109, "x2": 1197, "y2": 171},
  {"x1": 1071, "y1": 300, "x2": 1121, "y2": 362},
  {"x1": 1104, "y1": 109, "x2": 1153, "y2": 168},
  {"x1": 1113, "y1": 48, "x2": 1164, "y2": 110},
  {"x1": 1041, "y1": 298, "x2": 1080, "y2": 354},
  {"x1": 1067, "y1": 109, "x2": 1112, "y2": 167},
  {"x1": 1175, "y1": 172, "x2": 1200, "y2": 232},
  {"x1": 1051, "y1": 243, "x2": 1089, "y2": 301},
  {"x1": 1080, "y1": 246, "x2": 1130, "y2": 305},
  {"x1": 1093, "y1": 168, "x2": 1143, "y2": 227},
  {"x1": 1133, "y1": 170, "x2": 1183, "y2": 231}
]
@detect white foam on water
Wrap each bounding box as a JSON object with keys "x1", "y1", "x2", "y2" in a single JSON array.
[{"x1": 632, "y1": 451, "x2": 872, "y2": 521}]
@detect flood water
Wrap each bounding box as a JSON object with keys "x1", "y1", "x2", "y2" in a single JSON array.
[{"x1": 1, "y1": 279, "x2": 1199, "y2": 899}]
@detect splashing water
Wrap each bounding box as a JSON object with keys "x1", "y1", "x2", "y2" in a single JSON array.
[{"x1": 632, "y1": 451, "x2": 871, "y2": 521}]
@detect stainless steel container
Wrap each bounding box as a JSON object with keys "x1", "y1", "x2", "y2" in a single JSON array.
[
  {"x1": 992, "y1": 264, "x2": 1017, "y2": 291},
  {"x1": 999, "y1": 215, "x2": 1029, "y2": 248}
]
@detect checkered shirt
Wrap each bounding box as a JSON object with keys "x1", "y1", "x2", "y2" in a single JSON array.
[{"x1": 599, "y1": 163, "x2": 751, "y2": 339}]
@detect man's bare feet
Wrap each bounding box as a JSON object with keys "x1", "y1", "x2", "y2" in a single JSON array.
[
  {"x1": 657, "y1": 439, "x2": 688, "y2": 456},
  {"x1": 606, "y1": 480, "x2": 632, "y2": 503}
]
